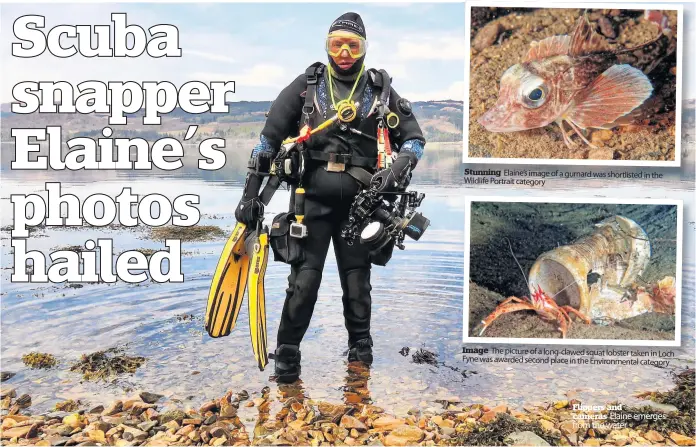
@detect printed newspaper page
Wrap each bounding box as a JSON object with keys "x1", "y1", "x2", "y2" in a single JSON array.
[{"x1": 1, "y1": 1, "x2": 694, "y2": 446}]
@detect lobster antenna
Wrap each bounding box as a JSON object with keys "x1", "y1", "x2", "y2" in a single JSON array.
[
  {"x1": 551, "y1": 278, "x2": 580, "y2": 300},
  {"x1": 505, "y1": 238, "x2": 529, "y2": 287}
]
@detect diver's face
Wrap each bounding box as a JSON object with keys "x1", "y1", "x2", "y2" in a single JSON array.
[
  {"x1": 326, "y1": 32, "x2": 365, "y2": 70},
  {"x1": 331, "y1": 50, "x2": 358, "y2": 71}
]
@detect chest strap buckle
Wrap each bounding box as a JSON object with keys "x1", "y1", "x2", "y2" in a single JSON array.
[
  {"x1": 326, "y1": 161, "x2": 346, "y2": 172},
  {"x1": 326, "y1": 153, "x2": 347, "y2": 172}
]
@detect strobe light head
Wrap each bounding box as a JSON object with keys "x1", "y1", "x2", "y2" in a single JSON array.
[
  {"x1": 360, "y1": 221, "x2": 391, "y2": 250},
  {"x1": 402, "y1": 212, "x2": 429, "y2": 241}
]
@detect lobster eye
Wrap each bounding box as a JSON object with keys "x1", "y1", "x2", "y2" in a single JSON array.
[{"x1": 528, "y1": 88, "x2": 544, "y2": 101}]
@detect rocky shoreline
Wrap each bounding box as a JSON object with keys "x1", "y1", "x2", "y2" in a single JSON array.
[{"x1": 1, "y1": 369, "x2": 694, "y2": 446}]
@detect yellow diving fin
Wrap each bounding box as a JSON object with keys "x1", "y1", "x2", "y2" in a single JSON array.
[
  {"x1": 205, "y1": 222, "x2": 250, "y2": 338},
  {"x1": 246, "y1": 227, "x2": 269, "y2": 370}
]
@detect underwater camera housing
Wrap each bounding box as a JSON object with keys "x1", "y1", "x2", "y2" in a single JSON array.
[{"x1": 341, "y1": 185, "x2": 429, "y2": 253}]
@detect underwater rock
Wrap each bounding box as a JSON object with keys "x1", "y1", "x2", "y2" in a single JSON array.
[
  {"x1": 670, "y1": 432, "x2": 695, "y2": 446},
  {"x1": 0, "y1": 425, "x2": 33, "y2": 439},
  {"x1": 88, "y1": 405, "x2": 104, "y2": 414},
  {"x1": 101, "y1": 400, "x2": 122, "y2": 416},
  {"x1": 139, "y1": 391, "x2": 163, "y2": 404},
  {"x1": 318, "y1": 402, "x2": 348, "y2": 420},
  {"x1": 158, "y1": 409, "x2": 187, "y2": 425},
  {"x1": 372, "y1": 416, "x2": 405, "y2": 431},
  {"x1": 14, "y1": 394, "x2": 32, "y2": 409},
  {"x1": 86, "y1": 429, "x2": 106, "y2": 444},
  {"x1": 644, "y1": 430, "x2": 665, "y2": 442},
  {"x1": 640, "y1": 399, "x2": 679, "y2": 413},
  {"x1": 505, "y1": 430, "x2": 551, "y2": 446},
  {"x1": 122, "y1": 425, "x2": 149, "y2": 441},
  {"x1": 0, "y1": 386, "x2": 16, "y2": 399},
  {"x1": 340, "y1": 415, "x2": 367, "y2": 431},
  {"x1": 597, "y1": 16, "x2": 617, "y2": 38},
  {"x1": 0, "y1": 372, "x2": 16, "y2": 382},
  {"x1": 539, "y1": 419, "x2": 556, "y2": 432},
  {"x1": 383, "y1": 425, "x2": 424, "y2": 446},
  {"x1": 62, "y1": 413, "x2": 87, "y2": 429},
  {"x1": 0, "y1": 369, "x2": 693, "y2": 446},
  {"x1": 200, "y1": 400, "x2": 219, "y2": 413},
  {"x1": 473, "y1": 21, "x2": 503, "y2": 51}
]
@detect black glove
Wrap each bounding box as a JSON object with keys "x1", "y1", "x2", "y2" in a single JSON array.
[
  {"x1": 235, "y1": 173, "x2": 264, "y2": 226},
  {"x1": 371, "y1": 151, "x2": 416, "y2": 193}
]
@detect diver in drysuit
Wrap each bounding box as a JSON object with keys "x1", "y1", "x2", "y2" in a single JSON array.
[{"x1": 235, "y1": 12, "x2": 426, "y2": 383}]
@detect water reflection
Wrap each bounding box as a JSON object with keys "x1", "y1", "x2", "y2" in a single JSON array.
[
  {"x1": 0, "y1": 149, "x2": 694, "y2": 418},
  {"x1": 342, "y1": 363, "x2": 373, "y2": 407}
]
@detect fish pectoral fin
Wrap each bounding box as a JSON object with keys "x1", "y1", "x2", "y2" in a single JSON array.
[
  {"x1": 565, "y1": 65, "x2": 653, "y2": 129},
  {"x1": 596, "y1": 106, "x2": 645, "y2": 129}
]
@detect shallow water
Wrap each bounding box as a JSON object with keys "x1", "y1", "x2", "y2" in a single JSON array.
[{"x1": 1, "y1": 163, "x2": 694, "y2": 418}]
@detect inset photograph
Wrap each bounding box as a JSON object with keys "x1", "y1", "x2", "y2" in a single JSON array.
[
  {"x1": 464, "y1": 197, "x2": 682, "y2": 345},
  {"x1": 464, "y1": 3, "x2": 683, "y2": 165}
]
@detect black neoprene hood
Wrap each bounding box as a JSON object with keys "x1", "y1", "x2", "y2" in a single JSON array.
[{"x1": 328, "y1": 12, "x2": 366, "y2": 39}]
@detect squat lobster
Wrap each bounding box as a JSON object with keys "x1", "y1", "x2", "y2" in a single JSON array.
[{"x1": 479, "y1": 285, "x2": 591, "y2": 339}]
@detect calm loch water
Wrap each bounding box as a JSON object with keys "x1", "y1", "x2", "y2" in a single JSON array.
[{"x1": 1, "y1": 152, "x2": 694, "y2": 417}]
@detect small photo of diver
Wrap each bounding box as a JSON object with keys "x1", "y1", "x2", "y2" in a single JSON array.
[
  {"x1": 464, "y1": 2, "x2": 683, "y2": 166},
  {"x1": 463, "y1": 196, "x2": 683, "y2": 346}
]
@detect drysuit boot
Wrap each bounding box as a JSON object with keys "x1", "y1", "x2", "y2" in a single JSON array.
[
  {"x1": 347, "y1": 337, "x2": 373, "y2": 365},
  {"x1": 274, "y1": 344, "x2": 301, "y2": 383}
]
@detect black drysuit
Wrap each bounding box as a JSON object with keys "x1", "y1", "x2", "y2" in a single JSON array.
[{"x1": 252, "y1": 64, "x2": 425, "y2": 347}]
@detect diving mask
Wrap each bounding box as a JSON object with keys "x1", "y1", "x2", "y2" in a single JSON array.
[{"x1": 325, "y1": 31, "x2": 367, "y2": 58}]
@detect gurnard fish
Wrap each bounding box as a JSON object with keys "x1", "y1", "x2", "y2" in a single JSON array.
[{"x1": 478, "y1": 13, "x2": 675, "y2": 149}]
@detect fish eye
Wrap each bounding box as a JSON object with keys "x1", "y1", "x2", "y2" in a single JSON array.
[
  {"x1": 521, "y1": 83, "x2": 548, "y2": 109},
  {"x1": 528, "y1": 88, "x2": 544, "y2": 101}
]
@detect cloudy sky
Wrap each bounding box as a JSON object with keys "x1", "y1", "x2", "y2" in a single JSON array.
[
  {"x1": 1, "y1": 3, "x2": 466, "y2": 103},
  {"x1": 1, "y1": 1, "x2": 694, "y2": 104}
]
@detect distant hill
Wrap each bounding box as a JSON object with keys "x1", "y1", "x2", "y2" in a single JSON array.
[
  {"x1": 0, "y1": 100, "x2": 464, "y2": 143},
  {"x1": 3, "y1": 99, "x2": 693, "y2": 147}
]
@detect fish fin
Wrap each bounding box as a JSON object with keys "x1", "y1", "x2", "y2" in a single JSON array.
[
  {"x1": 524, "y1": 35, "x2": 571, "y2": 62},
  {"x1": 597, "y1": 107, "x2": 644, "y2": 129},
  {"x1": 566, "y1": 64, "x2": 652, "y2": 129},
  {"x1": 569, "y1": 15, "x2": 609, "y2": 56}
]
